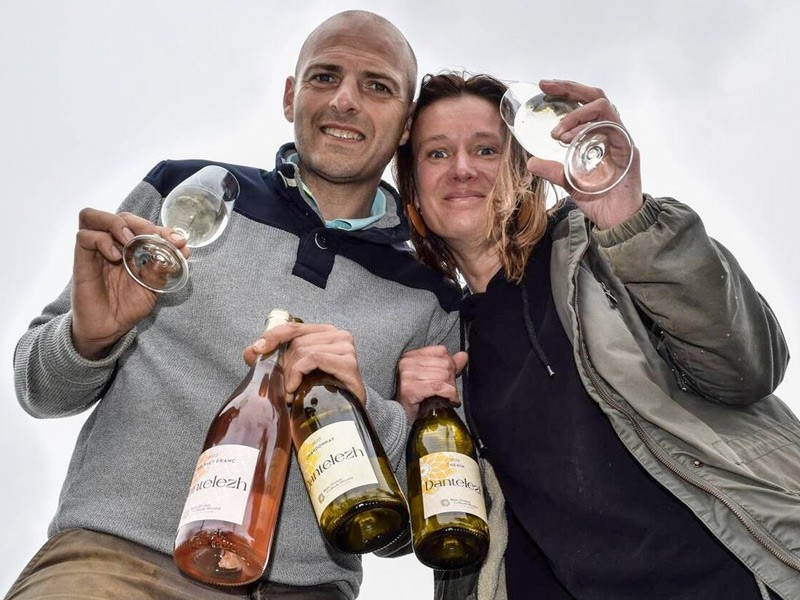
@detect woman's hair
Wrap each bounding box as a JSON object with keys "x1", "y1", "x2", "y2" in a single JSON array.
[{"x1": 394, "y1": 71, "x2": 551, "y2": 284}]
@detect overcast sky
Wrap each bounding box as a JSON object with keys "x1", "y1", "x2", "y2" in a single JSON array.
[{"x1": 1, "y1": 0, "x2": 798, "y2": 596}]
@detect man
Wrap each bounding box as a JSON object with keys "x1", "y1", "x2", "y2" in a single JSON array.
[{"x1": 10, "y1": 11, "x2": 460, "y2": 600}]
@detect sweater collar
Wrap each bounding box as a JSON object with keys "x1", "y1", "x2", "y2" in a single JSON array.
[{"x1": 274, "y1": 143, "x2": 409, "y2": 242}]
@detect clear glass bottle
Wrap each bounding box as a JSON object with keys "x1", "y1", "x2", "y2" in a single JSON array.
[
  {"x1": 173, "y1": 309, "x2": 293, "y2": 585},
  {"x1": 406, "y1": 396, "x2": 489, "y2": 570},
  {"x1": 291, "y1": 369, "x2": 409, "y2": 554}
]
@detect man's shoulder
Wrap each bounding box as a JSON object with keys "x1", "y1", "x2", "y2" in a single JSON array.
[
  {"x1": 142, "y1": 159, "x2": 271, "y2": 197},
  {"x1": 345, "y1": 242, "x2": 462, "y2": 313}
]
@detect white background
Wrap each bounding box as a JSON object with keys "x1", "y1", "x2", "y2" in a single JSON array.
[{"x1": 1, "y1": 0, "x2": 798, "y2": 597}]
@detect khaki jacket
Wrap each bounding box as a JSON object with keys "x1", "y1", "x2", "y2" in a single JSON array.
[{"x1": 438, "y1": 197, "x2": 798, "y2": 600}]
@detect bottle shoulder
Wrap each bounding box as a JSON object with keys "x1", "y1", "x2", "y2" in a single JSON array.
[{"x1": 409, "y1": 412, "x2": 477, "y2": 458}]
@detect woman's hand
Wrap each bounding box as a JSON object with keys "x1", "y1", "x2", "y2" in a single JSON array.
[
  {"x1": 526, "y1": 79, "x2": 643, "y2": 230},
  {"x1": 396, "y1": 346, "x2": 468, "y2": 423}
]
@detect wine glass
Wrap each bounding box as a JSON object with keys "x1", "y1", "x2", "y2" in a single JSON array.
[
  {"x1": 500, "y1": 82, "x2": 634, "y2": 195},
  {"x1": 122, "y1": 165, "x2": 240, "y2": 293}
]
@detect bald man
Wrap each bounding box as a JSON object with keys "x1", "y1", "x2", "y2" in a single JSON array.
[{"x1": 10, "y1": 11, "x2": 460, "y2": 600}]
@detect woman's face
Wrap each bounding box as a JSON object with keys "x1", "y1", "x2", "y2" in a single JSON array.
[{"x1": 412, "y1": 94, "x2": 505, "y2": 248}]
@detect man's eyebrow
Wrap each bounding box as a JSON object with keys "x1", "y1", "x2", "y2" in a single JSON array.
[
  {"x1": 303, "y1": 62, "x2": 343, "y2": 75},
  {"x1": 362, "y1": 70, "x2": 400, "y2": 84}
]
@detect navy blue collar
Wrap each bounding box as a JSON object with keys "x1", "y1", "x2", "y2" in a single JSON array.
[{"x1": 143, "y1": 153, "x2": 459, "y2": 311}]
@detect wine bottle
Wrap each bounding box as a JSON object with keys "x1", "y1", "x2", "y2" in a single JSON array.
[
  {"x1": 406, "y1": 396, "x2": 489, "y2": 570},
  {"x1": 291, "y1": 368, "x2": 409, "y2": 554},
  {"x1": 174, "y1": 309, "x2": 294, "y2": 586}
]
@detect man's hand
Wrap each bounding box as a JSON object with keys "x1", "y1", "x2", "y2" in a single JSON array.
[
  {"x1": 70, "y1": 208, "x2": 189, "y2": 359},
  {"x1": 526, "y1": 79, "x2": 643, "y2": 230},
  {"x1": 245, "y1": 322, "x2": 367, "y2": 405},
  {"x1": 396, "y1": 346, "x2": 468, "y2": 423}
]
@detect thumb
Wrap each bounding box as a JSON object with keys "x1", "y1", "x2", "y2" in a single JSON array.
[
  {"x1": 527, "y1": 156, "x2": 565, "y2": 189},
  {"x1": 452, "y1": 351, "x2": 469, "y2": 376}
]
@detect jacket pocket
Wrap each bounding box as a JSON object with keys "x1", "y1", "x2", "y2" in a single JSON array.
[{"x1": 713, "y1": 421, "x2": 800, "y2": 493}]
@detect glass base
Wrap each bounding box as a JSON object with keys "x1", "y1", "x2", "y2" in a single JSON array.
[
  {"x1": 414, "y1": 525, "x2": 488, "y2": 570},
  {"x1": 122, "y1": 234, "x2": 188, "y2": 293},
  {"x1": 565, "y1": 120, "x2": 634, "y2": 195}
]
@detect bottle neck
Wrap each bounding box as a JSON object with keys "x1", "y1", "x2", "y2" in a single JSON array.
[
  {"x1": 253, "y1": 342, "x2": 286, "y2": 369},
  {"x1": 417, "y1": 396, "x2": 452, "y2": 420},
  {"x1": 298, "y1": 368, "x2": 347, "y2": 393}
]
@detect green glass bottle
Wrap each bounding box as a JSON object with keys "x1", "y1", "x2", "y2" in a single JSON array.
[
  {"x1": 406, "y1": 396, "x2": 489, "y2": 570},
  {"x1": 291, "y1": 369, "x2": 409, "y2": 554}
]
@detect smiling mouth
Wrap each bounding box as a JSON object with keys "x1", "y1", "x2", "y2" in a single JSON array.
[
  {"x1": 445, "y1": 192, "x2": 485, "y2": 200},
  {"x1": 322, "y1": 127, "x2": 365, "y2": 141}
]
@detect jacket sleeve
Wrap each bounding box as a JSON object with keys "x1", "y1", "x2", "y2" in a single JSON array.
[
  {"x1": 368, "y1": 308, "x2": 461, "y2": 559},
  {"x1": 592, "y1": 195, "x2": 789, "y2": 406},
  {"x1": 13, "y1": 179, "x2": 164, "y2": 418},
  {"x1": 364, "y1": 309, "x2": 461, "y2": 472}
]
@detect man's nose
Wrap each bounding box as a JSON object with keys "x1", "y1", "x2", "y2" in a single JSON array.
[{"x1": 329, "y1": 78, "x2": 361, "y2": 113}]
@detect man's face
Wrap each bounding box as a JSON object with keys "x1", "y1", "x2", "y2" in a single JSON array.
[{"x1": 283, "y1": 22, "x2": 414, "y2": 189}]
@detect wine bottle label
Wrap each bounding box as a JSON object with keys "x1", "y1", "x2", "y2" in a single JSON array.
[
  {"x1": 296, "y1": 421, "x2": 378, "y2": 519},
  {"x1": 177, "y1": 444, "x2": 258, "y2": 529},
  {"x1": 419, "y1": 452, "x2": 487, "y2": 521}
]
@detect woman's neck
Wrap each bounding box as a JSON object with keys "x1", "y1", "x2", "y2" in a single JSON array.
[{"x1": 450, "y1": 240, "x2": 502, "y2": 294}]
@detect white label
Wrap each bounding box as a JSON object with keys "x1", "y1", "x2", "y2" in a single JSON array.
[
  {"x1": 178, "y1": 444, "x2": 258, "y2": 529},
  {"x1": 296, "y1": 420, "x2": 378, "y2": 519},
  {"x1": 420, "y1": 452, "x2": 487, "y2": 521}
]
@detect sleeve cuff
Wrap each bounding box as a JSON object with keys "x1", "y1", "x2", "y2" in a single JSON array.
[
  {"x1": 592, "y1": 194, "x2": 662, "y2": 248},
  {"x1": 50, "y1": 313, "x2": 138, "y2": 381},
  {"x1": 364, "y1": 384, "x2": 411, "y2": 468}
]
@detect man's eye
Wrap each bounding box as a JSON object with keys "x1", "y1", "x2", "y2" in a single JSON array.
[
  {"x1": 368, "y1": 81, "x2": 391, "y2": 94},
  {"x1": 312, "y1": 73, "x2": 335, "y2": 84}
]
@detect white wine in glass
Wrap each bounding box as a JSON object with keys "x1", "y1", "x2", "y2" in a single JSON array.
[
  {"x1": 500, "y1": 82, "x2": 634, "y2": 195},
  {"x1": 123, "y1": 165, "x2": 239, "y2": 293}
]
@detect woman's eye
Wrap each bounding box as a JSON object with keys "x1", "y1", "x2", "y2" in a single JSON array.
[
  {"x1": 478, "y1": 146, "x2": 498, "y2": 156},
  {"x1": 428, "y1": 150, "x2": 447, "y2": 159}
]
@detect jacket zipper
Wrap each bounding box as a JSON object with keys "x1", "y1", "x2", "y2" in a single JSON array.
[{"x1": 572, "y1": 256, "x2": 800, "y2": 573}]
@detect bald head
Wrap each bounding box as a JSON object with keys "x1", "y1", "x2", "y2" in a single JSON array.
[{"x1": 296, "y1": 10, "x2": 418, "y2": 99}]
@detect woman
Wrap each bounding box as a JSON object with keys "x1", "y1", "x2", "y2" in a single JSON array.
[{"x1": 394, "y1": 73, "x2": 797, "y2": 599}]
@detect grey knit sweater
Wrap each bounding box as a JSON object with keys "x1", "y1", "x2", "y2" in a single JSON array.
[{"x1": 13, "y1": 146, "x2": 461, "y2": 598}]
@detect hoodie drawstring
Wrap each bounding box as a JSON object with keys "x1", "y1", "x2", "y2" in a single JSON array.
[{"x1": 520, "y1": 283, "x2": 556, "y2": 378}]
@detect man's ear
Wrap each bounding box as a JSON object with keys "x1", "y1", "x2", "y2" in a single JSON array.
[
  {"x1": 283, "y1": 77, "x2": 296, "y2": 123},
  {"x1": 398, "y1": 101, "x2": 416, "y2": 146}
]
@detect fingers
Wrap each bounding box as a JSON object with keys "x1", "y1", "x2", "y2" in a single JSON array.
[
  {"x1": 75, "y1": 209, "x2": 135, "y2": 264},
  {"x1": 74, "y1": 209, "x2": 189, "y2": 269},
  {"x1": 244, "y1": 323, "x2": 367, "y2": 404},
  {"x1": 538, "y1": 79, "x2": 608, "y2": 106},
  {"x1": 156, "y1": 226, "x2": 190, "y2": 255},
  {"x1": 396, "y1": 346, "x2": 465, "y2": 424},
  {"x1": 526, "y1": 156, "x2": 568, "y2": 189},
  {"x1": 538, "y1": 80, "x2": 622, "y2": 143},
  {"x1": 282, "y1": 330, "x2": 364, "y2": 402},
  {"x1": 452, "y1": 351, "x2": 469, "y2": 376},
  {"x1": 245, "y1": 322, "x2": 335, "y2": 362}
]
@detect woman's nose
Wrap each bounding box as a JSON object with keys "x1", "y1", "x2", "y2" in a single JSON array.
[{"x1": 451, "y1": 154, "x2": 478, "y2": 180}]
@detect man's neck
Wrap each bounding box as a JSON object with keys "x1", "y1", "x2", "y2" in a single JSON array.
[{"x1": 298, "y1": 168, "x2": 380, "y2": 221}]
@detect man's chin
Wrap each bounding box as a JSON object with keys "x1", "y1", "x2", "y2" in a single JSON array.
[{"x1": 301, "y1": 155, "x2": 373, "y2": 184}]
